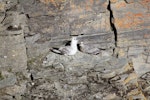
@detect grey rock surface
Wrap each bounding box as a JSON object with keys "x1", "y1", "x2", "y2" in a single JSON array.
[
  {"x1": 0, "y1": 0, "x2": 28, "y2": 99},
  {"x1": 0, "y1": 0, "x2": 150, "y2": 99},
  {"x1": 0, "y1": 75, "x2": 16, "y2": 89}
]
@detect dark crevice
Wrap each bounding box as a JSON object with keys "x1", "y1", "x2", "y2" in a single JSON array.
[
  {"x1": 124, "y1": 0, "x2": 128, "y2": 3},
  {"x1": 7, "y1": 25, "x2": 22, "y2": 31},
  {"x1": 25, "y1": 14, "x2": 30, "y2": 19},
  {"x1": 12, "y1": 96, "x2": 15, "y2": 99},
  {"x1": 30, "y1": 73, "x2": 34, "y2": 81},
  {"x1": 29, "y1": 15, "x2": 55, "y2": 19},
  {"x1": 0, "y1": 33, "x2": 22, "y2": 37},
  {"x1": 107, "y1": 0, "x2": 117, "y2": 47},
  {"x1": 124, "y1": 0, "x2": 129, "y2": 3},
  {"x1": 0, "y1": 12, "x2": 6, "y2": 24}
]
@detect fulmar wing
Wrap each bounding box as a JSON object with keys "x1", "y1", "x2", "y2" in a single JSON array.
[
  {"x1": 59, "y1": 46, "x2": 71, "y2": 55},
  {"x1": 50, "y1": 48, "x2": 63, "y2": 54}
]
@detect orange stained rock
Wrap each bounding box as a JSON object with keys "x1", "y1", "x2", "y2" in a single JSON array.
[
  {"x1": 77, "y1": 6, "x2": 84, "y2": 14},
  {"x1": 118, "y1": 49, "x2": 126, "y2": 57},
  {"x1": 71, "y1": 1, "x2": 93, "y2": 14},
  {"x1": 40, "y1": 0, "x2": 66, "y2": 7},
  {"x1": 124, "y1": 63, "x2": 133, "y2": 72},
  {"x1": 127, "y1": 89, "x2": 141, "y2": 96},
  {"x1": 85, "y1": 1, "x2": 93, "y2": 11},
  {"x1": 115, "y1": 1, "x2": 126, "y2": 8},
  {"x1": 127, "y1": 89, "x2": 147, "y2": 100},
  {"x1": 90, "y1": 0, "x2": 94, "y2": 5},
  {"x1": 69, "y1": 2, "x2": 84, "y2": 15},
  {"x1": 110, "y1": 0, "x2": 118, "y2": 3},
  {"x1": 0, "y1": 3, "x2": 5, "y2": 11},
  {"x1": 144, "y1": 34, "x2": 150, "y2": 39},
  {"x1": 79, "y1": 14, "x2": 88, "y2": 19},
  {"x1": 123, "y1": 73, "x2": 138, "y2": 85},
  {"x1": 140, "y1": 0, "x2": 150, "y2": 5},
  {"x1": 134, "y1": 13, "x2": 144, "y2": 17},
  {"x1": 70, "y1": 3, "x2": 76, "y2": 9},
  {"x1": 40, "y1": 0, "x2": 57, "y2": 6},
  {"x1": 86, "y1": 0, "x2": 107, "y2": 11},
  {"x1": 115, "y1": 12, "x2": 145, "y2": 29}
]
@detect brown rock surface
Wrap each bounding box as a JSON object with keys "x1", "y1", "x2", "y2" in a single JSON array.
[
  {"x1": 0, "y1": 0, "x2": 150, "y2": 99},
  {"x1": 111, "y1": 0, "x2": 150, "y2": 48}
]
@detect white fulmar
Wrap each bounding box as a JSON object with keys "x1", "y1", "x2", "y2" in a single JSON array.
[{"x1": 51, "y1": 37, "x2": 78, "y2": 56}]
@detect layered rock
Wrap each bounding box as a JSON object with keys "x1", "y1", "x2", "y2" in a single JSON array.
[
  {"x1": 0, "y1": 0, "x2": 150, "y2": 99},
  {"x1": 26, "y1": 51, "x2": 149, "y2": 99},
  {"x1": 111, "y1": 0, "x2": 150, "y2": 57},
  {"x1": 21, "y1": 0, "x2": 114, "y2": 59},
  {"x1": 0, "y1": 0, "x2": 28, "y2": 99}
]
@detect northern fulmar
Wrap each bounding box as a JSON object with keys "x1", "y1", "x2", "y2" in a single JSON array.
[
  {"x1": 79, "y1": 42, "x2": 101, "y2": 55},
  {"x1": 51, "y1": 37, "x2": 78, "y2": 56}
]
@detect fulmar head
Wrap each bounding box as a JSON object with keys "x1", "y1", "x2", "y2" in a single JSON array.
[
  {"x1": 71, "y1": 37, "x2": 78, "y2": 43},
  {"x1": 79, "y1": 42, "x2": 84, "y2": 47}
]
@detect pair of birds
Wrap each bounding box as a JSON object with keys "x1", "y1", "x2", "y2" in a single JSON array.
[{"x1": 51, "y1": 37, "x2": 101, "y2": 56}]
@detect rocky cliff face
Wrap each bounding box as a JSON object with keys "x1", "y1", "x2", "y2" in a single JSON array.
[{"x1": 0, "y1": 0, "x2": 150, "y2": 99}]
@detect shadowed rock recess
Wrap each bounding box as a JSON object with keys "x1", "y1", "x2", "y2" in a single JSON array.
[{"x1": 0, "y1": 0, "x2": 150, "y2": 99}]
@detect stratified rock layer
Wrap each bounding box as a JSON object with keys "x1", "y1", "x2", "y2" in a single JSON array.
[
  {"x1": 0, "y1": 0, "x2": 150, "y2": 99},
  {"x1": 0, "y1": 0, "x2": 28, "y2": 99}
]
